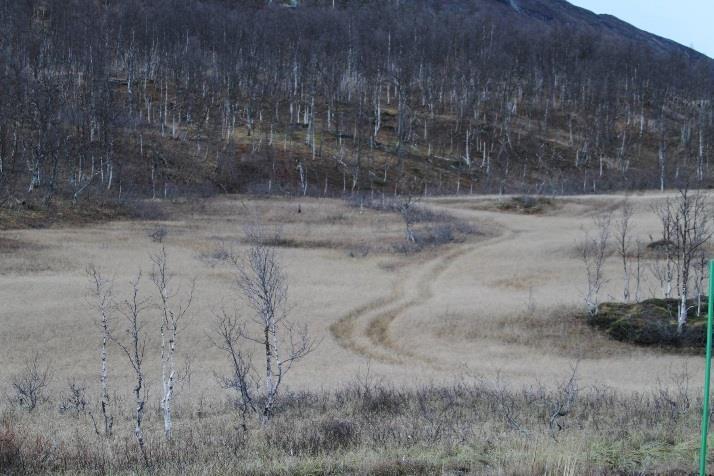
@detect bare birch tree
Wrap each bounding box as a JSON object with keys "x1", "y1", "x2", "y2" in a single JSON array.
[
  {"x1": 582, "y1": 213, "x2": 611, "y2": 316},
  {"x1": 653, "y1": 188, "x2": 711, "y2": 331},
  {"x1": 652, "y1": 200, "x2": 676, "y2": 299},
  {"x1": 113, "y1": 273, "x2": 150, "y2": 466},
  {"x1": 87, "y1": 266, "x2": 114, "y2": 437},
  {"x1": 615, "y1": 201, "x2": 633, "y2": 302},
  {"x1": 216, "y1": 226, "x2": 314, "y2": 423},
  {"x1": 669, "y1": 188, "x2": 711, "y2": 332},
  {"x1": 150, "y1": 246, "x2": 194, "y2": 441}
]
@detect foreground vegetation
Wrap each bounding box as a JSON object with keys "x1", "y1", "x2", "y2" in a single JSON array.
[{"x1": 0, "y1": 375, "x2": 706, "y2": 475}]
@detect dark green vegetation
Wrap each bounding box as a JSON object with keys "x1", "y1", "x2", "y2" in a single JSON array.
[
  {"x1": 0, "y1": 379, "x2": 703, "y2": 474},
  {"x1": 591, "y1": 298, "x2": 708, "y2": 349},
  {"x1": 496, "y1": 195, "x2": 556, "y2": 214},
  {"x1": 1, "y1": 0, "x2": 713, "y2": 229}
]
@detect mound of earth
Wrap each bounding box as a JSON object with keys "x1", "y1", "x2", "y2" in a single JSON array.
[{"x1": 590, "y1": 298, "x2": 708, "y2": 348}]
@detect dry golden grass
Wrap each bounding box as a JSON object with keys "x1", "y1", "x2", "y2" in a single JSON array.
[
  {"x1": 0, "y1": 191, "x2": 711, "y2": 474},
  {"x1": 0, "y1": 192, "x2": 707, "y2": 393}
]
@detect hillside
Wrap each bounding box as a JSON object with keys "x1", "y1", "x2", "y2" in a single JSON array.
[
  {"x1": 0, "y1": 0, "x2": 712, "y2": 220},
  {"x1": 480, "y1": 0, "x2": 709, "y2": 59}
]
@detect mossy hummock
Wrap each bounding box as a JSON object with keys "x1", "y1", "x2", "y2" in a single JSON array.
[{"x1": 590, "y1": 298, "x2": 707, "y2": 348}]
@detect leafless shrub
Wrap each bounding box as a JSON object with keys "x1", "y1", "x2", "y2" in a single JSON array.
[
  {"x1": 9, "y1": 354, "x2": 52, "y2": 413},
  {"x1": 347, "y1": 244, "x2": 370, "y2": 258},
  {"x1": 198, "y1": 241, "x2": 232, "y2": 266},
  {"x1": 112, "y1": 272, "x2": 150, "y2": 467},
  {"x1": 149, "y1": 227, "x2": 168, "y2": 243},
  {"x1": 346, "y1": 195, "x2": 451, "y2": 224},
  {"x1": 177, "y1": 354, "x2": 195, "y2": 395},
  {"x1": 263, "y1": 407, "x2": 359, "y2": 456},
  {"x1": 354, "y1": 384, "x2": 406, "y2": 416},
  {"x1": 490, "y1": 377, "x2": 527, "y2": 434},
  {"x1": 347, "y1": 194, "x2": 474, "y2": 253},
  {"x1": 322, "y1": 418, "x2": 357, "y2": 447},
  {"x1": 547, "y1": 364, "x2": 579, "y2": 438},
  {"x1": 412, "y1": 387, "x2": 459, "y2": 444},
  {"x1": 212, "y1": 310, "x2": 258, "y2": 427},
  {"x1": 653, "y1": 370, "x2": 692, "y2": 423},
  {"x1": 59, "y1": 380, "x2": 89, "y2": 416},
  {"x1": 0, "y1": 377, "x2": 705, "y2": 474}
]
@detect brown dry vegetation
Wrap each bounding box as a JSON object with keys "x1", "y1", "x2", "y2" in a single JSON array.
[
  {"x1": 0, "y1": 376, "x2": 704, "y2": 475},
  {"x1": 0, "y1": 192, "x2": 712, "y2": 474}
]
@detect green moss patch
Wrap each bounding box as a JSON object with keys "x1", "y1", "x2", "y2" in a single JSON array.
[
  {"x1": 590, "y1": 298, "x2": 707, "y2": 349},
  {"x1": 496, "y1": 195, "x2": 556, "y2": 215}
]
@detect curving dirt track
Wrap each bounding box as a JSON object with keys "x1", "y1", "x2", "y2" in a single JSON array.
[
  {"x1": 331, "y1": 227, "x2": 515, "y2": 368},
  {"x1": 330, "y1": 193, "x2": 709, "y2": 391}
]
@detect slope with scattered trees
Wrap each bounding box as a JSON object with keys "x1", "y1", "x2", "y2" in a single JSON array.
[{"x1": 0, "y1": 0, "x2": 712, "y2": 222}]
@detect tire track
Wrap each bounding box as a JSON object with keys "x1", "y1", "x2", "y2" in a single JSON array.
[{"x1": 331, "y1": 210, "x2": 514, "y2": 366}]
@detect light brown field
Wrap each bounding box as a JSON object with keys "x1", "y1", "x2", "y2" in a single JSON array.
[{"x1": 0, "y1": 192, "x2": 705, "y2": 402}]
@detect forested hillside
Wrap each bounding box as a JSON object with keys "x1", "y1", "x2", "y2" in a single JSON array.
[{"x1": 1, "y1": 0, "x2": 713, "y2": 213}]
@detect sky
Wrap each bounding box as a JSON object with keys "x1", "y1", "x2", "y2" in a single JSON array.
[{"x1": 568, "y1": 0, "x2": 714, "y2": 58}]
